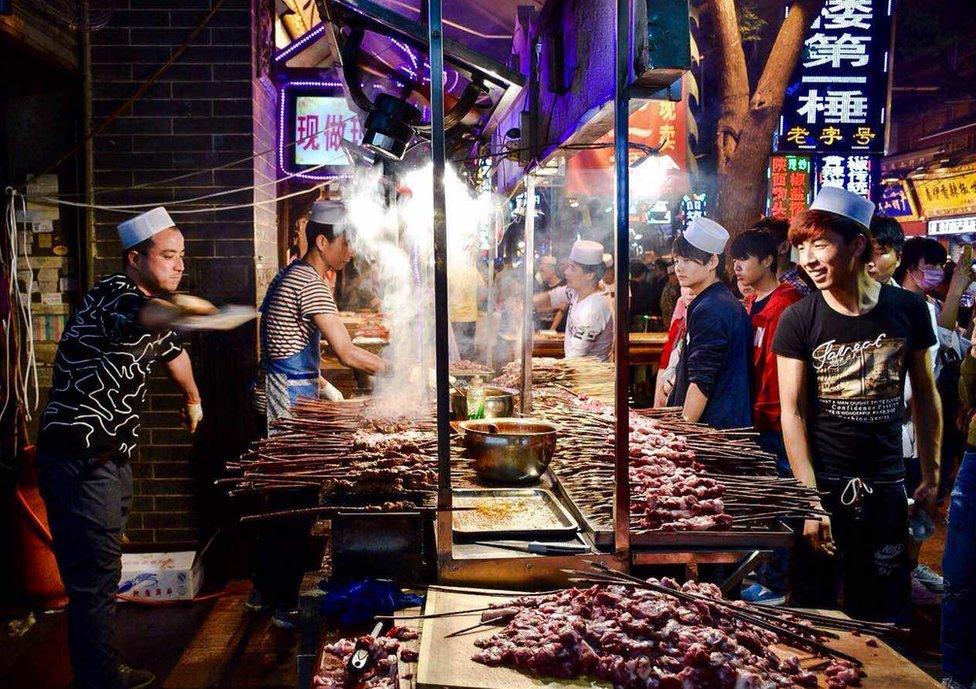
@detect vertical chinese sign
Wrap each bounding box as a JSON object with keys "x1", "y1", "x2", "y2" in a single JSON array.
[
  {"x1": 814, "y1": 154, "x2": 878, "y2": 199},
  {"x1": 768, "y1": 154, "x2": 812, "y2": 219},
  {"x1": 777, "y1": 0, "x2": 893, "y2": 155}
]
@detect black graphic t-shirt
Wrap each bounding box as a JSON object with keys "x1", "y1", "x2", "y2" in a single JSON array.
[
  {"x1": 773, "y1": 285, "x2": 936, "y2": 480},
  {"x1": 38, "y1": 274, "x2": 184, "y2": 460}
]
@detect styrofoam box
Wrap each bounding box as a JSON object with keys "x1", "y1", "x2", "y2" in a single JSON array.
[{"x1": 118, "y1": 551, "x2": 203, "y2": 601}]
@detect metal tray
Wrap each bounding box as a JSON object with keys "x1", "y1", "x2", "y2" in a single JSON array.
[{"x1": 451, "y1": 488, "x2": 579, "y2": 540}]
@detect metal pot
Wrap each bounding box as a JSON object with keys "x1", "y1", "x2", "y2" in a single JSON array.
[
  {"x1": 458, "y1": 418, "x2": 558, "y2": 485},
  {"x1": 450, "y1": 386, "x2": 517, "y2": 420}
]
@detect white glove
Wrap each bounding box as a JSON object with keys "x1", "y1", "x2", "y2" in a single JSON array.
[
  {"x1": 184, "y1": 403, "x2": 203, "y2": 433},
  {"x1": 320, "y1": 380, "x2": 345, "y2": 402}
]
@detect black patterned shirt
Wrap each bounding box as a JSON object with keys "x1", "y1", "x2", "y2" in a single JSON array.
[{"x1": 38, "y1": 274, "x2": 184, "y2": 460}]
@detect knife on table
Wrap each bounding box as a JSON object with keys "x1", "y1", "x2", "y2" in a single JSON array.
[{"x1": 471, "y1": 540, "x2": 591, "y2": 555}]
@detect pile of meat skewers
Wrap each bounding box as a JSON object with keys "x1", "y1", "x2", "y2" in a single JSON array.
[
  {"x1": 471, "y1": 579, "x2": 865, "y2": 689},
  {"x1": 312, "y1": 626, "x2": 418, "y2": 689},
  {"x1": 537, "y1": 389, "x2": 824, "y2": 533}
]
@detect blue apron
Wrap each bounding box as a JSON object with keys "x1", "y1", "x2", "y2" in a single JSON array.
[{"x1": 260, "y1": 264, "x2": 321, "y2": 425}]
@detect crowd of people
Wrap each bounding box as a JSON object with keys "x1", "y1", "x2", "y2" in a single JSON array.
[{"x1": 641, "y1": 186, "x2": 974, "y2": 689}]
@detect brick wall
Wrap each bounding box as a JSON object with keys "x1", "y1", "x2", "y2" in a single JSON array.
[{"x1": 89, "y1": 0, "x2": 274, "y2": 545}]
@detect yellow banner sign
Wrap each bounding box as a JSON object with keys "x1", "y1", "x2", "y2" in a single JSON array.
[{"x1": 912, "y1": 168, "x2": 976, "y2": 219}]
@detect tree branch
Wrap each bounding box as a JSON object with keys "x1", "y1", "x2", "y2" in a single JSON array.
[{"x1": 704, "y1": 0, "x2": 750, "y2": 176}]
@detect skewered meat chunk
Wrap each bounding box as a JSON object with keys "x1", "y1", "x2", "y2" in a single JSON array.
[{"x1": 473, "y1": 583, "x2": 862, "y2": 689}]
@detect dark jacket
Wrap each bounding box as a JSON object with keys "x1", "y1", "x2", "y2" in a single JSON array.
[{"x1": 668, "y1": 281, "x2": 753, "y2": 429}]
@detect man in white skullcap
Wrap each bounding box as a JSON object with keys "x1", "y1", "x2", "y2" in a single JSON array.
[
  {"x1": 253, "y1": 199, "x2": 388, "y2": 626},
  {"x1": 773, "y1": 185, "x2": 941, "y2": 623},
  {"x1": 533, "y1": 239, "x2": 614, "y2": 361},
  {"x1": 36, "y1": 206, "x2": 203, "y2": 689},
  {"x1": 668, "y1": 217, "x2": 752, "y2": 430}
]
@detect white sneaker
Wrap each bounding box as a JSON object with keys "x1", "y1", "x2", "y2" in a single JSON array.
[{"x1": 913, "y1": 564, "x2": 945, "y2": 593}]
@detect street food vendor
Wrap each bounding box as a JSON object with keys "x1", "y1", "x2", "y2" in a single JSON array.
[
  {"x1": 533, "y1": 239, "x2": 613, "y2": 361},
  {"x1": 260, "y1": 200, "x2": 389, "y2": 424},
  {"x1": 668, "y1": 217, "x2": 752, "y2": 429},
  {"x1": 36, "y1": 206, "x2": 204, "y2": 689}
]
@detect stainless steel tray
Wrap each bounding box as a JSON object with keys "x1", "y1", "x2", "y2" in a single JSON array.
[{"x1": 451, "y1": 488, "x2": 579, "y2": 540}]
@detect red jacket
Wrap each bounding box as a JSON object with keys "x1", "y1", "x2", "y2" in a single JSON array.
[{"x1": 744, "y1": 282, "x2": 804, "y2": 431}]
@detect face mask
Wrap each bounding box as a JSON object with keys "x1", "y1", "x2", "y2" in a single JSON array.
[{"x1": 913, "y1": 267, "x2": 944, "y2": 291}]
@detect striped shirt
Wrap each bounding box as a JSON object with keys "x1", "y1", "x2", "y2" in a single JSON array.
[{"x1": 260, "y1": 261, "x2": 338, "y2": 361}]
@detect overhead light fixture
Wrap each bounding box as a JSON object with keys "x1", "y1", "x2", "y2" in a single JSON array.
[{"x1": 362, "y1": 93, "x2": 422, "y2": 160}]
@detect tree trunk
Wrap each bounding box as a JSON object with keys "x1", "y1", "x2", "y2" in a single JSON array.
[
  {"x1": 714, "y1": 0, "x2": 826, "y2": 236},
  {"x1": 705, "y1": 0, "x2": 750, "y2": 177}
]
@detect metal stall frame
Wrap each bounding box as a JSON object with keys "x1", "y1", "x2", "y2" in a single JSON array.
[{"x1": 431, "y1": 0, "x2": 635, "y2": 589}]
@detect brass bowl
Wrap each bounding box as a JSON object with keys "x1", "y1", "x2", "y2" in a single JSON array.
[
  {"x1": 450, "y1": 386, "x2": 517, "y2": 420},
  {"x1": 458, "y1": 418, "x2": 558, "y2": 485}
]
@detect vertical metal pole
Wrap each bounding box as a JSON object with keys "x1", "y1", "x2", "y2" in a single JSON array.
[
  {"x1": 613, "y1": 0, "x2": 631, "y2": 559},
  {"x1": 520, "y1": 176, "x2": 536, "y2": 415},
  {"x1": 429, "y1": 0, "x2": 453, "y2": 565}
]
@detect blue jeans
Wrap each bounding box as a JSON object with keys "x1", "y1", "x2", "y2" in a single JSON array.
[
  {"x1": 756, "y1": 430, "x2": 791, "y2": 594},
  {"x1": 942, "y1": 450, "x2": 976, "y2": 686},
  {"x1": 36, "y1": 449, "x2": 131, "y2": 689}
]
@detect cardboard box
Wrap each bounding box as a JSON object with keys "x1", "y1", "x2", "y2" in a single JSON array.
[{"x1": 118, "y1": 551, "x2": 203, "y2": 601}]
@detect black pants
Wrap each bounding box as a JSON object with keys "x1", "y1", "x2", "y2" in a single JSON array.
[
  {"x1": 791, "y1": 475, "x2": 911, "y2": 622},
  {"x1": 252, "y1": 488, "x2": 318, "y2": 611},
  {"x1": 37, "y1": 449, "x2": 132, "y2": 689}
]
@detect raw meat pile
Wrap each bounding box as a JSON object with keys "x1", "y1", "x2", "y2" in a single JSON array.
[
  {"x1": 313, "y1": 626, "x2": 418, "y2": 689},
  {"x1": 472, "y1": 581, "x2": 863, "y2": 689},
  {"x1": 627, "y1": 416, "x2": 730, "y2": 531}
]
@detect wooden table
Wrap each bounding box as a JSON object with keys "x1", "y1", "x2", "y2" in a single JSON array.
[
  {"x1": 417, "y1": 586, "x2": 940, "y2": 689},
  {"x1": 533, "y1": 332, "x2": 667, "y2": 367}
]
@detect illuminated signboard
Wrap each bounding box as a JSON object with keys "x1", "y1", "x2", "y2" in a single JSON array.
[
  {"x1": 815, "y1": 154, "x2": 878, "y2": 200},
  {"x1": 278, "y1": 81, "x2": 362, "y2": 180},
  {"x1": 777, "y1": 0, "x2": 893, "y2": 154},
  {"x1": 678, "y1": 193, "x2": 707, "y2": 229},
  {"x1": 928, "y1": 215, "x2": 976, "y2": 236},
  {"x1": 912, "y1": 167, "x2": 976, "y2": 219},
  {"x1": 768, "y1": 154, "x2": 812, "y2": 219},
  {"x1": 878, "y1": 180, "x2": 919, "y2": 220}
]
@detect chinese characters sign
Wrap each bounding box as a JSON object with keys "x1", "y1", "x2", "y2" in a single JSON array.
[
  {"x1": 878, "y1": 180, "x2": 919, "y2": 220},
  {"x1": 928, "y1": 216, "x2": 976, "y2": 236},
  {"x1": 566, "y1": 93, "x2": 688, "y2": 197},
  {"x1": 294, "y1": 96, "x2": 362, "y2": 166},
  {"x1": 777, "y1": 0, "x2": 893, "y2": 154},
  {"x1": 815, "y1": 154, "x2": 878, "y2": 200},
  {"x1": 768, "y1": 154, "x2": 812, "y2": 219},
  {"x1": 912, "y1": 168, "x2": 976, "y2": 219}
]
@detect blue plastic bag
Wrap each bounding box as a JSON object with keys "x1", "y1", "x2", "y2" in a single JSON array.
[{"x1": 319, "y1": 578, "x2": 424, "y2": 627}]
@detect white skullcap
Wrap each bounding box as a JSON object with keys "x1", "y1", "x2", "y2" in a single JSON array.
[
  {"x1": 118, "y1": 207, "x2": 176, "y2": 250},
  {"x1": 310, "y1": 200, "x2": 346, "y2": 226},
  {"x1": 809, "y1": 186, "x2": 875, "y2": 230},
  {"x1": 684, "y1": 217, "x2": 729, "y2": 255},
  {"x1": 569, "y1": 239, "x2": 604, "y2": 265}
]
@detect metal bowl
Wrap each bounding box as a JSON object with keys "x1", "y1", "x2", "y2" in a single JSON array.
[
  {"x1": 450, "y1": 386, "x2": 517, "y2": 420},
  {"x1": 458, "y1": 418, "x2": 558, "y2": 485}
]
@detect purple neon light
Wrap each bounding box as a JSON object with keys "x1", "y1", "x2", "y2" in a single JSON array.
[
  {"x1": 277, "y1": 80, "x2": 351, "y2": 182},
  {"x1": 275, "y1": 24, "x2": 327, "y2": 63}
]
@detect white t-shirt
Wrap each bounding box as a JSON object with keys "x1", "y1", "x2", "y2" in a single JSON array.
[{"x1": 550, "y1": 285, "x2": 614, "y2": 361}]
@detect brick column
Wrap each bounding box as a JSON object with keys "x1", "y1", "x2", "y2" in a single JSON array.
[{"x1": 89, "y1": 0, "x2": 275, "y2": 545}]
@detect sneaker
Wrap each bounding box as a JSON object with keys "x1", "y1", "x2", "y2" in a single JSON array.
[
  {"x1": 119, "y1": 664, "x2": 156, "y2": 689},
  {"x1": 913, "y1": 564, "x2": 945, "y2": 594},
  {"x1": 912, "y1": 575, "x2": 942, "y2": 606},
  {"x1": 244, "y1": 588, "x2": 269, "y2": 612},
  {"x1": 271, "y1": 607, "x2": 298, "y2": 631},
  {"x1": 741, "y1": 583, "x2": 786, "y2": 606},
  {"x1": 939, "y1": 678, "x2": 969, "y2": 689}
]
